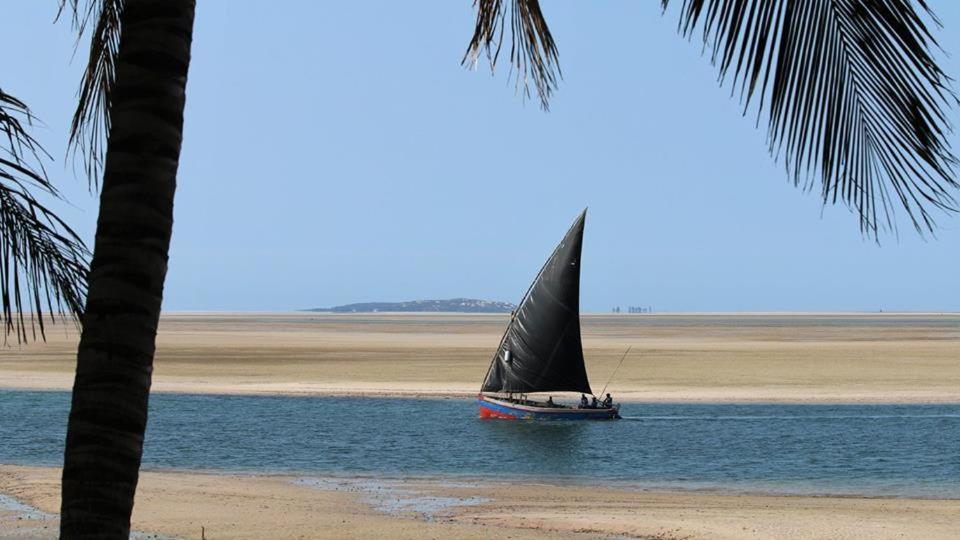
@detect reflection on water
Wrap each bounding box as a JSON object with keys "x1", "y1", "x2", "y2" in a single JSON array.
[
  {"x1": 479, "y1": 420, "x2": 591, "y2": 476},
  {"x1": 1, "y1": 390, "x2": 958, "y2": 498}
]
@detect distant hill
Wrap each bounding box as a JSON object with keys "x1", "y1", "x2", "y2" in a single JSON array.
[{"x1": 305, "y1": 298, "x2": 515, "y2": 313}]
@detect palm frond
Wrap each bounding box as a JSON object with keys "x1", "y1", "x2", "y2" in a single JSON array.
[
  {"x1": 0, "y1": 89, "x2": 88, "y2": 343},
  {"x1": 463, "y1": 0, "x2": 561, "y2": 110},
  {"x1": 58, "y1": 0, "x2": 124, "y2": 188},
  {"x1": 662, "y1": 0, "x2": 958, "y2": 235}
]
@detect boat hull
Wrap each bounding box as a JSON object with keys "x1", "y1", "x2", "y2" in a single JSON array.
[{"x1": 478, "y1": 395, "x2": 620, "y2": 420}]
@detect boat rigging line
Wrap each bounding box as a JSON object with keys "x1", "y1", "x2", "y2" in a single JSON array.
[{"x1": 597, "y1": 346, "x2": 632, "y2": 398}]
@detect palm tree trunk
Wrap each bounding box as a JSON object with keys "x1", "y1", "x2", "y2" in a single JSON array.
[{"x1": 60, "y1": 1, "x2": 195, "y2": 537}]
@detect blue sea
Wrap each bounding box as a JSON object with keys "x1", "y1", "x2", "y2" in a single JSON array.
[{"x1": 1, "y1": 390, "x2": 958, "y2": 498}]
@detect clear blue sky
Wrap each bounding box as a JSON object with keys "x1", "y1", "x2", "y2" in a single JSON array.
[{"x1": 4, "y1": 1, "x2": 959, "y2": 312}]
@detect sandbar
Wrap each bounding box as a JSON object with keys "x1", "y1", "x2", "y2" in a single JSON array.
[{"x1": 2, "y1": 312, "x2": 958, "y2": 403}]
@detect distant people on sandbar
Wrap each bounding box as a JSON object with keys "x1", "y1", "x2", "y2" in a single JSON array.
[
  {"x1": 602, "y1": 393, "x2": 613, "y2": 408},
  {"x1": 579, "y1": 394, "x2": 589, "y2": 408}
]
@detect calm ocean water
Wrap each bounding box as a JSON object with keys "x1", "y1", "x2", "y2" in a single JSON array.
[{"x1": 1, "y1": 390, "x2": 958, "y2": 498}]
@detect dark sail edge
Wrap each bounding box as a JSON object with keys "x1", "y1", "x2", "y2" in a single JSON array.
[{"x1": 481, "y1": 210, "x2": 592, "y2": 395}]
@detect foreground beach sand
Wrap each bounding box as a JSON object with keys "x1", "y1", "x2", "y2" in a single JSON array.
[
  {"x1": 2, "y1": 465, "x2": 959, "y2": 539},
  {"x1": 2, "y1": 312, "x2": 959, "y2": 402}
]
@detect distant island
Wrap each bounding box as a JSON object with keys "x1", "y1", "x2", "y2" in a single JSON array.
[{"x1": 305, "y1": 298, "x2": 516, "y2": 313}]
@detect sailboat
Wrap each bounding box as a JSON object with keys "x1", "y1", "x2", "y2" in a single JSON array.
[{"x1": 478, "y1": 210, "x2": 620, "y2": 420}]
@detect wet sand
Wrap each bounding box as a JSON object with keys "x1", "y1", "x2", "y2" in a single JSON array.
[
  {"x1": 2, "y1": 465, "x2": 959, "y2": 539},
  {"x1": 2, "y1": 312, "x2": 959, "y2": 403}
]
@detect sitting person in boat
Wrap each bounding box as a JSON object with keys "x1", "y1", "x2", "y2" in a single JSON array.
[
  {"x1": 602, "y1": 393, "x2": 613, "y2": 408},
  {"x1": 546, "y1": 396, "x2": 555, "y2": 407},
  {"x1": 590, "y1": 396, "x2": 599, "y2": 408},
  {"x1": 579, "y1": 394, "x2": 589, "y2": 408}
]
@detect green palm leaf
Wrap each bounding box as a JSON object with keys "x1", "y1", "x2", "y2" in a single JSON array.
[
  {"x1": 58, "y1": 0, "x2": 124, "y2": 188},
  {"x1": 464, "y1": 0, "x2": 959, "y2": 235},
  {"x1": 463, "y1": 0, "x2": 560, "y2": 110},
  {"x1": 664, "y1": 0, "x2": 958, "y2": 234},
  {"x1": 0, "y1": 89, "x2": 88, "y2": 342}
]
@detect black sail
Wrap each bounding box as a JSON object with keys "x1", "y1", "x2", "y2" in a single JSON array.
[{"x1": 482, "y1": 210, "x2": 592, "y2": 394}]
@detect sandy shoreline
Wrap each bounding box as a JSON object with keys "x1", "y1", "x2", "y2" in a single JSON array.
[
  {"x1": 5, "y1": 313, "x2": 958, "y2": 538},
  {"x1": 7, "y1": 376, "x2": 960, "y2": 404},
  {"x1": 2, "y1": 312, "x2": 959, "y2": 403},
  {"x1": 3, "y1": 465, "x2": 959, "y2": 539}
]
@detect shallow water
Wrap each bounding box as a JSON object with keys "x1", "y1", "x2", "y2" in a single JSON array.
[
  {"x1": 294, "y1": 477, "x2": 488, "y2": 521},
  {"x1": 1, "y1": 390, "x2": 958, "y2": 498}
]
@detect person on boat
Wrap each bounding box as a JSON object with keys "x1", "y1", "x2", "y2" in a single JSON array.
[
  {"x1": 579, "y1": 394, "x2": 588, "y2": 408},
  {"x1": 590, "y1": 396, "x2": 599, "y2": 408},
  {"x1": 546, "y1": 396, "x2": 554, "y2": 407},
  {"x1": 602, "y1": 393, "x2": 613, "y2": 408}
]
